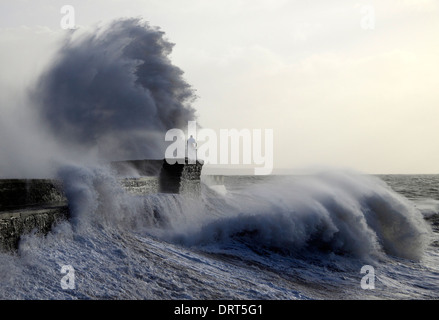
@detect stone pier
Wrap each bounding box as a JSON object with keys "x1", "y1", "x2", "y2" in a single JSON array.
[{"x1": 0, "y1": 159, "x2": 203, "y2": 251}]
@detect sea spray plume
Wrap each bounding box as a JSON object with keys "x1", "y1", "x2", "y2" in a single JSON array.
[
  {"x1": 33, "y1": 18, "x2": 197, "y2": 161},
  {"x1": 56, "y1": 164, "x2": 146, "y2": 231},
  {"x1": 55, "y1": 163, "x2": 203, "y2": 235},
  {"x1": 169, "y1": 171, "x2": 432, "y2": 261}
]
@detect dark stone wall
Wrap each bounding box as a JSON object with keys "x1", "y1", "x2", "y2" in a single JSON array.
[
  {"x1": 112, "y1": 158, "x2": 203, "y2": 193},
  {"x1": 0, "y1": 179, "x2": 66, "y2": 211},
  {"x1": 0, "y1": 180, "x2": 68, "y2": 251},
  {"x1": 0, "y1": 206, "x2": 68, "y2": 251},
  {"x1": 0, "y1": 159, "x2": 203, "y2": 251},
  {"x1": 119, "y1": 177, "x2": 159, "y2": 194},
  {"x1": 159, "y1": 159, "x2": 203, "y2": 193}
]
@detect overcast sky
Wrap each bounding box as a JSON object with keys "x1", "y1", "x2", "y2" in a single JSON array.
[{"x1": 0, "y1": 0, "x2": 438, "y2": 174}]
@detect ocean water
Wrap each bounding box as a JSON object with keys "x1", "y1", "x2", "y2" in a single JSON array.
[{"x1": 0, "y1": 166, "x2": 438, "y2": 300}]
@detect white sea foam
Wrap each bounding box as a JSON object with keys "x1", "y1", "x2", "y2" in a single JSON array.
[
  {"x1": 165, "y1": 170, "x2": 432, "y2": 261},
  {"x1": 0, "y1": 165, "x2": 436, "y2": 299}
]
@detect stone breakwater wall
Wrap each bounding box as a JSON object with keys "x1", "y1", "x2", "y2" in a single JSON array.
[
  {"x1": 0, "y1": 159, "x2": 203, "y2": 251},
  {"x1": 111, "y1": 158, "x2": 203, "y2": 194},
  {"x1": 0, "y1": 179, "x2": 66, "y2": 211},
  {"x1": 0, "y1": 206, "x2": 69, "y2": 251}
]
